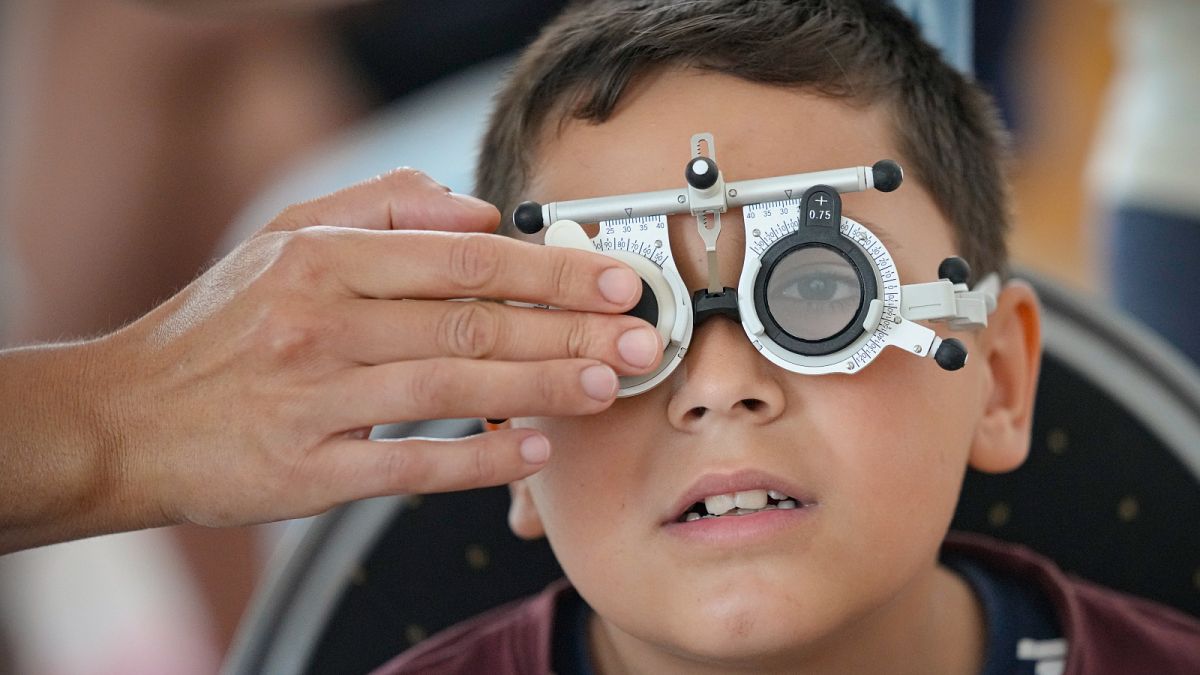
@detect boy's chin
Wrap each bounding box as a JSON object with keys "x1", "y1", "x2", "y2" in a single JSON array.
[
  {"x1": 614, "y1": 590, "x2": 840, "y2": 668},
  {"x1": 642, "y1": 612, "x2": 822, "y2": 669}
]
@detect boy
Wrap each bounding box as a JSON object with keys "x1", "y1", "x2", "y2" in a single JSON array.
[{"x1": 377, "y1": 1, "x2": 1200, "y2": 672}]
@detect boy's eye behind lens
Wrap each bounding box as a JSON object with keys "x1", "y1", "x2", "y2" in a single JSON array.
[{"x1": 766, "y1": 247, "x2": 863, "y2": 341}]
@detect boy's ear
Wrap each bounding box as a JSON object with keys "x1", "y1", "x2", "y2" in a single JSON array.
[
  {"x1": 507, "y1": 479, "x2": 546, "y2": 540},
  {"x1": 968, "y1": 280, "x2": 1042, "y2": 474}
]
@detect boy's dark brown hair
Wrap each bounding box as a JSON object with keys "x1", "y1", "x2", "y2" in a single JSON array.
[{"x1": 476, "y1": 0, "x2": 1012, "y2": 279}]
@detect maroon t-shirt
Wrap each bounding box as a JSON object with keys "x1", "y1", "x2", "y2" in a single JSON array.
[{"x1": 373, "y1": 533, "x2": 1200, "y2": 674}]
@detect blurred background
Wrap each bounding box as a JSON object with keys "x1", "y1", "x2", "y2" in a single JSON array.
[{"x1": 0, "y1": 0, "x2": 1195, "y2": 672}]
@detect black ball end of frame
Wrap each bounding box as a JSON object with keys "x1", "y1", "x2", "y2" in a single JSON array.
[
  {"x1": 934, "y1": 338, "x2": 968, "y2": 371},
  {"x1": 938, "y1": 256, "x2": 972, "y2": 286},
  {"x1": 513, "y1": 201, "x2": 545, "y2": 234},
  {"x1": 871, "y1": 160, "x2": 903, "y2": 192}
]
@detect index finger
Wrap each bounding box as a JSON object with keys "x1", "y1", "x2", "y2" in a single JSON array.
[
  {"x1": 263, "y1": 168, "x2": 501, "y2": 235},
  {"x1": 323, "y1": 229, "x2": 643, "y2": 312}
]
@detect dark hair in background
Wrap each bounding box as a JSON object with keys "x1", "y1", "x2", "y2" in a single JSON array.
[
  {"x1": 476, "y1": 0, "x2": 1013, "y2": 279},
  {"x1": 334, "y1": 0, "x2": 569, "y2": 106}
]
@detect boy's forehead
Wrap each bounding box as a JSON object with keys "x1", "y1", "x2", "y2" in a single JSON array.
[{"x1": 528, "y1": 70, "x2": 900, "y2": 202}]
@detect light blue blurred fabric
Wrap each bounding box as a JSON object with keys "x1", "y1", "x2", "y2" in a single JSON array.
[
  {"x1": 892, "y1": 0, "x2": 973, "y2": 74},
  {"x1": 224, "y1": 2, "x2": 973, "y2": 247}
]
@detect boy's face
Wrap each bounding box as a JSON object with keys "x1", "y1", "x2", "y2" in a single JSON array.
[{"x1": 510, "y1": 70, "x2": 1036, "y2": 667}]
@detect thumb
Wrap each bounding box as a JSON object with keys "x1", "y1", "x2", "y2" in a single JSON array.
[{"x1": 263, "y1": 168, "x2": 500, "y2": 235}]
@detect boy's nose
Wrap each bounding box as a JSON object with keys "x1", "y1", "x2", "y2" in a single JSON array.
[{"x1": 666, "y1": 317, "x2": 786, "y2": 430}]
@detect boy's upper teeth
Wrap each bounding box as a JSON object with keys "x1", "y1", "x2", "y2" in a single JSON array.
[{"x1": 701, "y1": 488, "x2": 793, "y2": 516}]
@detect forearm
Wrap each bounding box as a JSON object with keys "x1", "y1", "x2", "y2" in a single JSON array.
[{"x1": 0, "y1": 339, "x2": 157, "y2": 554}]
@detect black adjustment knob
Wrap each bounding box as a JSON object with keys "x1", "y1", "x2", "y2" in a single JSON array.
[
  {"x1": 934, "y1": 338, "x2": 968, "y2": 371},
  {"x1": 685, "y1": 157, "x2": 719, "y2": 190},
  {"x1": 625, "y1": 279, "x2": 660, "y2": 328},
  {"x1": 938, "y1": 256, "x2": 971, "y2": 285},
  {"x1": 871, "y1": 160, "x2": 903, "y2": 192},
  {"x1": 513, "y1": 201, "x2": 545, "y2": 234}
]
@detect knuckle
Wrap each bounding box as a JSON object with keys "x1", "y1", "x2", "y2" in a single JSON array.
[
  {"x1": 564, "y1": 314, "x2": 595, "y2": 359},
  {"x1": 471, "y1": 443, "x2": 498, "y2": 486},
  {"x1": 442, "y1": 302, "x2": 501, "y2": 359},
  {"x1": 251, "y1": 302, "x2": 321, "y2": 364},
  {"x1": 547, "y1": 251, "x2": 579, "y2": 302},
  {"x1": 534, "y1": 365, "x2": 565, "y2": 410},
  {"x1": 386, "y1": 166, "x2": 437, "y2": 188},
  {"x1": 245, "y1": 230, "x2": 291, "y2": 270},
  {"x1": 405, "y1": 360, "x2": 453, "y2": 413},
  {"x1": 270, "y1": 228, "x2": 332, "y2": 286},
  {"x1": 448, "y1": 234, "x2": 501, "y2": 294},
  {"x1": 385, "y1": 447, "x2": 429, "y2": 489},
  {"x1": 380, "y1": 168, "x2": 444, "y2": 223},
  {"x1": 270, "y1": 202, "x2": 317, "y2": 231}
]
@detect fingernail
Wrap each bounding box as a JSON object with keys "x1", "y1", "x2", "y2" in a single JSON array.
[
  {"x1": 448, "y1": 192, "x2": 496, "y2": 211},
  {"x1": 618, "y1": 326, "x2": 660, "y2": 369},
  {"x1": 519, "y1": 434, "x2": 550, "y2": 464},
  {"x1": 580, "y1": 364, "x2": 618, "y2": 401},
  {"x1": 598, "y1": 267, "x2": 639, "y2": 305}
]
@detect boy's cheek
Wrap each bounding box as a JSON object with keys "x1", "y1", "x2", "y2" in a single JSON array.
[{"x1": 825, "y1": 351, "x2": 981, "y2": 499}]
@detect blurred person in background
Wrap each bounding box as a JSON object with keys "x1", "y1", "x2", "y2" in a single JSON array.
[{"x1": 1088, "y1": 0, "x2": 1200, "y2": 365}]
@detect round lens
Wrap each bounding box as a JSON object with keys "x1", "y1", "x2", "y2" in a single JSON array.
[{"x1": 764, "y1": 245, "x2": 863, "y2": 341}]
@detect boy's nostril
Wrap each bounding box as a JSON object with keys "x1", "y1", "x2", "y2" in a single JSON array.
[{"x1": 742, "y1": 399, "x2": 765, "y2": 412}]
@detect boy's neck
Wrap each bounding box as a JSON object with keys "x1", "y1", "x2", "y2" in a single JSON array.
[{"x1": 586, "y1": 562, "x2": 985, "y2": 675}]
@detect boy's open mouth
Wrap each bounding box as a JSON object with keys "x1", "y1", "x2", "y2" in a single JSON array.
[{"x1": 676, "y1": 488, "x2": 802, "y2": 523}]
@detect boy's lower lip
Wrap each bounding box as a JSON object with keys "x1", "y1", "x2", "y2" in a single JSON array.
[{"x1": 660, "y1": 505, "x2": 814, "y2": 546}]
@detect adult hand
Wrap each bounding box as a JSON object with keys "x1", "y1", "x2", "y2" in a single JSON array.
[{"x1": 0, "y1": 169, "x2": 661, "y2": 552}]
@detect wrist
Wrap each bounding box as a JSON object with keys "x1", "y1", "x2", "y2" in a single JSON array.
[
  {"x1": 0, "y1": 336, "x2": 166, "y2": 552},
  {"x1": 77, "y1": 330, "x2": 176, "y2": 532}
]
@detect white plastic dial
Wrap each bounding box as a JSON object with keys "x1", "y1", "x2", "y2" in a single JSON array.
[{"x1": 546, "y1": 215, "x2": 694, "y2": 396}]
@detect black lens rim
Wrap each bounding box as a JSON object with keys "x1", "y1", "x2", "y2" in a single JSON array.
[{"x1": 753, "y1": 226, "x2": 877, "y2": 356}]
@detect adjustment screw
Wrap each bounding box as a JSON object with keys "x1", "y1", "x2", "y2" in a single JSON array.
[{"x1": 685, "y1": 157, "x2": 719, "y2": 190}]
